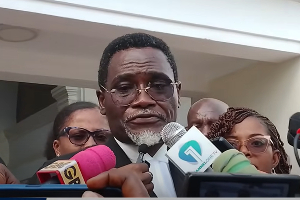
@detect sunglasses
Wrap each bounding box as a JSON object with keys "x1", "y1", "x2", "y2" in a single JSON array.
[
  {"x1": 60, "y1": 127, "x2": 110, "y2": 146},
  {"x1": 226, "y1": 135, "x2": 274, "y2": 154}
]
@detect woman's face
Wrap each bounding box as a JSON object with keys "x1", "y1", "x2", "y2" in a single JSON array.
[
  {"x1": 226, "y1": 117, "x2": 280, "y2": 173},
  {"x1": 53, "y1": 108, "x2": 110, "y2": 156}
]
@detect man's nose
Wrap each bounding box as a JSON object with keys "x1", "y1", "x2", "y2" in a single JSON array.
[{"x1": 131, "y1": 88, "x2": 156, "y2": 108}]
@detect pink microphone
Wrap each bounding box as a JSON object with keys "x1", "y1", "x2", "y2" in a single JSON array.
[{"x1": 37, "y1": 145, "x2": 116, "y2": 184}]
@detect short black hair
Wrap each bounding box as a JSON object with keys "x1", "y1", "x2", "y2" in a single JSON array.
[
  {"x1": 98, "y1": 32, "x2": 178, "y2": 87},
  {"x1": 44, "y1": 101, "x2": 100, "y2": 160}
]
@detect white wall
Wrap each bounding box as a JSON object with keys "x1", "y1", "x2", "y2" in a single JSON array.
[
  {"x1": 0, "y1": 81, "x2": 18, "y2": 130},
  {"x1": 177, "y1": 97, "x2": 191, "y2": 127},
  {"x1": 6, "y1": 103, "x2": 58, "y2": 180},
  {"x1": 208, "y1": 57, "x2": 300, "y2": 174},
  {"x1": 0, "y1": 81, "x2": 18, "y2": 164},
  {"x1": 8, "y1": 122, "x2": 52, "y2": 180},
  {"x1": 82, "y1": 88, "x2": 99, "y2": 105}
]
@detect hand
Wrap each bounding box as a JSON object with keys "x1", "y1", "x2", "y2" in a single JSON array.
[
  {"x1": 83, "y1": 164, "x2": 152, "y2": 197},
  {"x1": 117, "y1": 163, "x2": 154, "y2": 192},
  {"x1": 0, "y1": 164, "x2": 19, "y2": 184}
]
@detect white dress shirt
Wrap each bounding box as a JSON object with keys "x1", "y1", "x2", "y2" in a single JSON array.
[{"x1": 115, "y1": 138, "x2": 177, "y2": 197}]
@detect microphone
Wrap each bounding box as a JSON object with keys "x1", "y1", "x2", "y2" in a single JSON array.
[
  {"x1": 286, "y1": 112, "x2": 300, "y2": 168},
  {"x1": 287, "y1": 112, "x2": 300, "y2": 148},
  {"x1": 212, "y1": 149, "x2": 260, "y2": 174},
  {"x1": 37, "y1": 145, "x2": 116, "y2": 184},
  {"x1": 161, "y1": 122, "x2": 221, "y2": 174},
  {"x1": 136, "y1": 144, "x2": 149, "y2": 163}
]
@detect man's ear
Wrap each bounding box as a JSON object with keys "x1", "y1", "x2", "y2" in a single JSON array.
[
  {"x1": 177, "y1": 82, "x2": 181, "y2": 107},
  {"x1": 96, "y1": 90, "x2": 106, "y2": 115}
]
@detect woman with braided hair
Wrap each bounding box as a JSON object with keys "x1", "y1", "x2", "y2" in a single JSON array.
[{"x1": 207, "y1": 107, "x2": 290, "y2": 174}]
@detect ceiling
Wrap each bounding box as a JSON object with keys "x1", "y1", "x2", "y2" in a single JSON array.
[{"x1": 0, "y1": 25, "x2": 257, "y2": 93}]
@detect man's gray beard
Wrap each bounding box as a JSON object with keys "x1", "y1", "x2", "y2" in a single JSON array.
[{"x1": 124, "y1": 126, "x2": 162, "y2": 146}]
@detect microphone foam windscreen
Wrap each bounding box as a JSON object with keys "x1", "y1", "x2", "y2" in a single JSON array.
[
  {"x1": 212, "y1": 149, "x2": 260, "y2": 174},
  {"x1": 161, "y1": 122, "x2": 186, "y2": 148},
  {"x1": 70, "y1": 145, "x2": 116, "y2": 181}
]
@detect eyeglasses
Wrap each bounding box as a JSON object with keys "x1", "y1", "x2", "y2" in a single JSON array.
[
  {"x1": 226, "y1": 135, "x2": 274, "y2": 154},
  {"x1": 100, "y1": 81, "x2": 180, "y2": 107},
  {"x1": 60, "y1": 127, "x2": 110, "y2": 146}
]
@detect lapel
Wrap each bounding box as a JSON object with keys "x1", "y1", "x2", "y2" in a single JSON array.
[
  {"x1": 105, "y1": 136, "x2": 157, "y2": 197},
  {"x1": 105, "y1": 136, "x2": 132, "y2": 167}
]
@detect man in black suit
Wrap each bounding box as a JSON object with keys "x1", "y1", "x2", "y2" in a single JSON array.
[
  {"x1": 29, "y1": 33, "x2": 184, "y2": 197},
  {"x1": 96, "y1": 33, "x2": 184, "y2": 197}
]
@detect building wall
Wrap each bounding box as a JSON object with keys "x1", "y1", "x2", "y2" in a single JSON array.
[
  {"x1": 0, "y1": 81, "x2": 18, "y2": 164},
  {"x1": 208, "y1": 57, "x2": 300, "y2": 174},
  {"x1": 6, "y1": 103, "x2": 58, "y2": 180}
]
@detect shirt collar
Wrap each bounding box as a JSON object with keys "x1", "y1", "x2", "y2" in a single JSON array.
[{"x1": 114, "y1": 137, "x2": 168, "y2": 163}]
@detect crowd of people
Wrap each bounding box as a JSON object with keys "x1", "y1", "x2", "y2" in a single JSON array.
[{"x1": 0, "y1": 32, "x2": 293, "y2": 197}]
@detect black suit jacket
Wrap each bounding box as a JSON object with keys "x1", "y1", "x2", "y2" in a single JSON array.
[{"x1": 28, "y1": 137, "x2": 185, "y2": 197}]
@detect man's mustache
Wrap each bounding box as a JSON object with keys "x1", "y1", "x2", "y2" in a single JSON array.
[{"x1": 124, "y1": 109, "x2": 167, "y2": 123}]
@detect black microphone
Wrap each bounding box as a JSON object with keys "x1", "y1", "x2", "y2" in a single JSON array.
[
  {"x1": 287, "y1": 112, "x2": 300, "y2": 149},
  {"x1": 136, "y1": 144, "x2": 149, "y2": 163}
]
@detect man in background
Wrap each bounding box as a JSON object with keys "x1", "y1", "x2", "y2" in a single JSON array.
[{"x1": 187, "y1": 98, "x2": 228, "y2": 136}]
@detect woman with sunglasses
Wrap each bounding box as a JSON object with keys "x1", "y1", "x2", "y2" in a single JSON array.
[
  {"x1": 207, "y1": 107, "x2": 290, "y2": 174},
  {"x1": 44, "y1": 101, "x2": 111, "y2": 160}
]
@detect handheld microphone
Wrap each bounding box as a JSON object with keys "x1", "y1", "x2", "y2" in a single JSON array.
[
  {"x1": 293, "y1": 128, "x2": 300, "y2": 168},
  {"x1": 287, "y1": 112, "x2": 300, "y2": 149},
  {"x1": 161, "y1": 122, "x2": 221, "y2": 174},
  {"x1": 37, "y1": 145, "x2": 116, "y2": 184},
  {"x1": 136, "y1": 144, "x2": 149, "y2": 163},
  {"x1": 286, "y1": 112, "x2": 300, "y2": 168},
  {"x1": 212, "y1": 149, "x2": 260, "y2": 174}
]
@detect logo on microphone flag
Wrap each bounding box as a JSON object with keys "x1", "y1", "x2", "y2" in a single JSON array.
[
  {"x1": 166, "y1": 126, "x2": 221, "y2": 173},
  {"x1": 178, "y1": 140, "x2": 202, "y2": 163}
]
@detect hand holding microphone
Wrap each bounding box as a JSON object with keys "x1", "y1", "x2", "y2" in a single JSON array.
[
  {"x1": 118, "y1": 163, "x2": 154, "y2": 192},
  {"x1": 82, "y1": 163, "x2": 152, "y2": 197}
]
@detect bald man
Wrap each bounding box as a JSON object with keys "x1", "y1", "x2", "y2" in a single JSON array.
[{"x1": 187, "y1": 98, "x2": 229, "y2": 136}]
